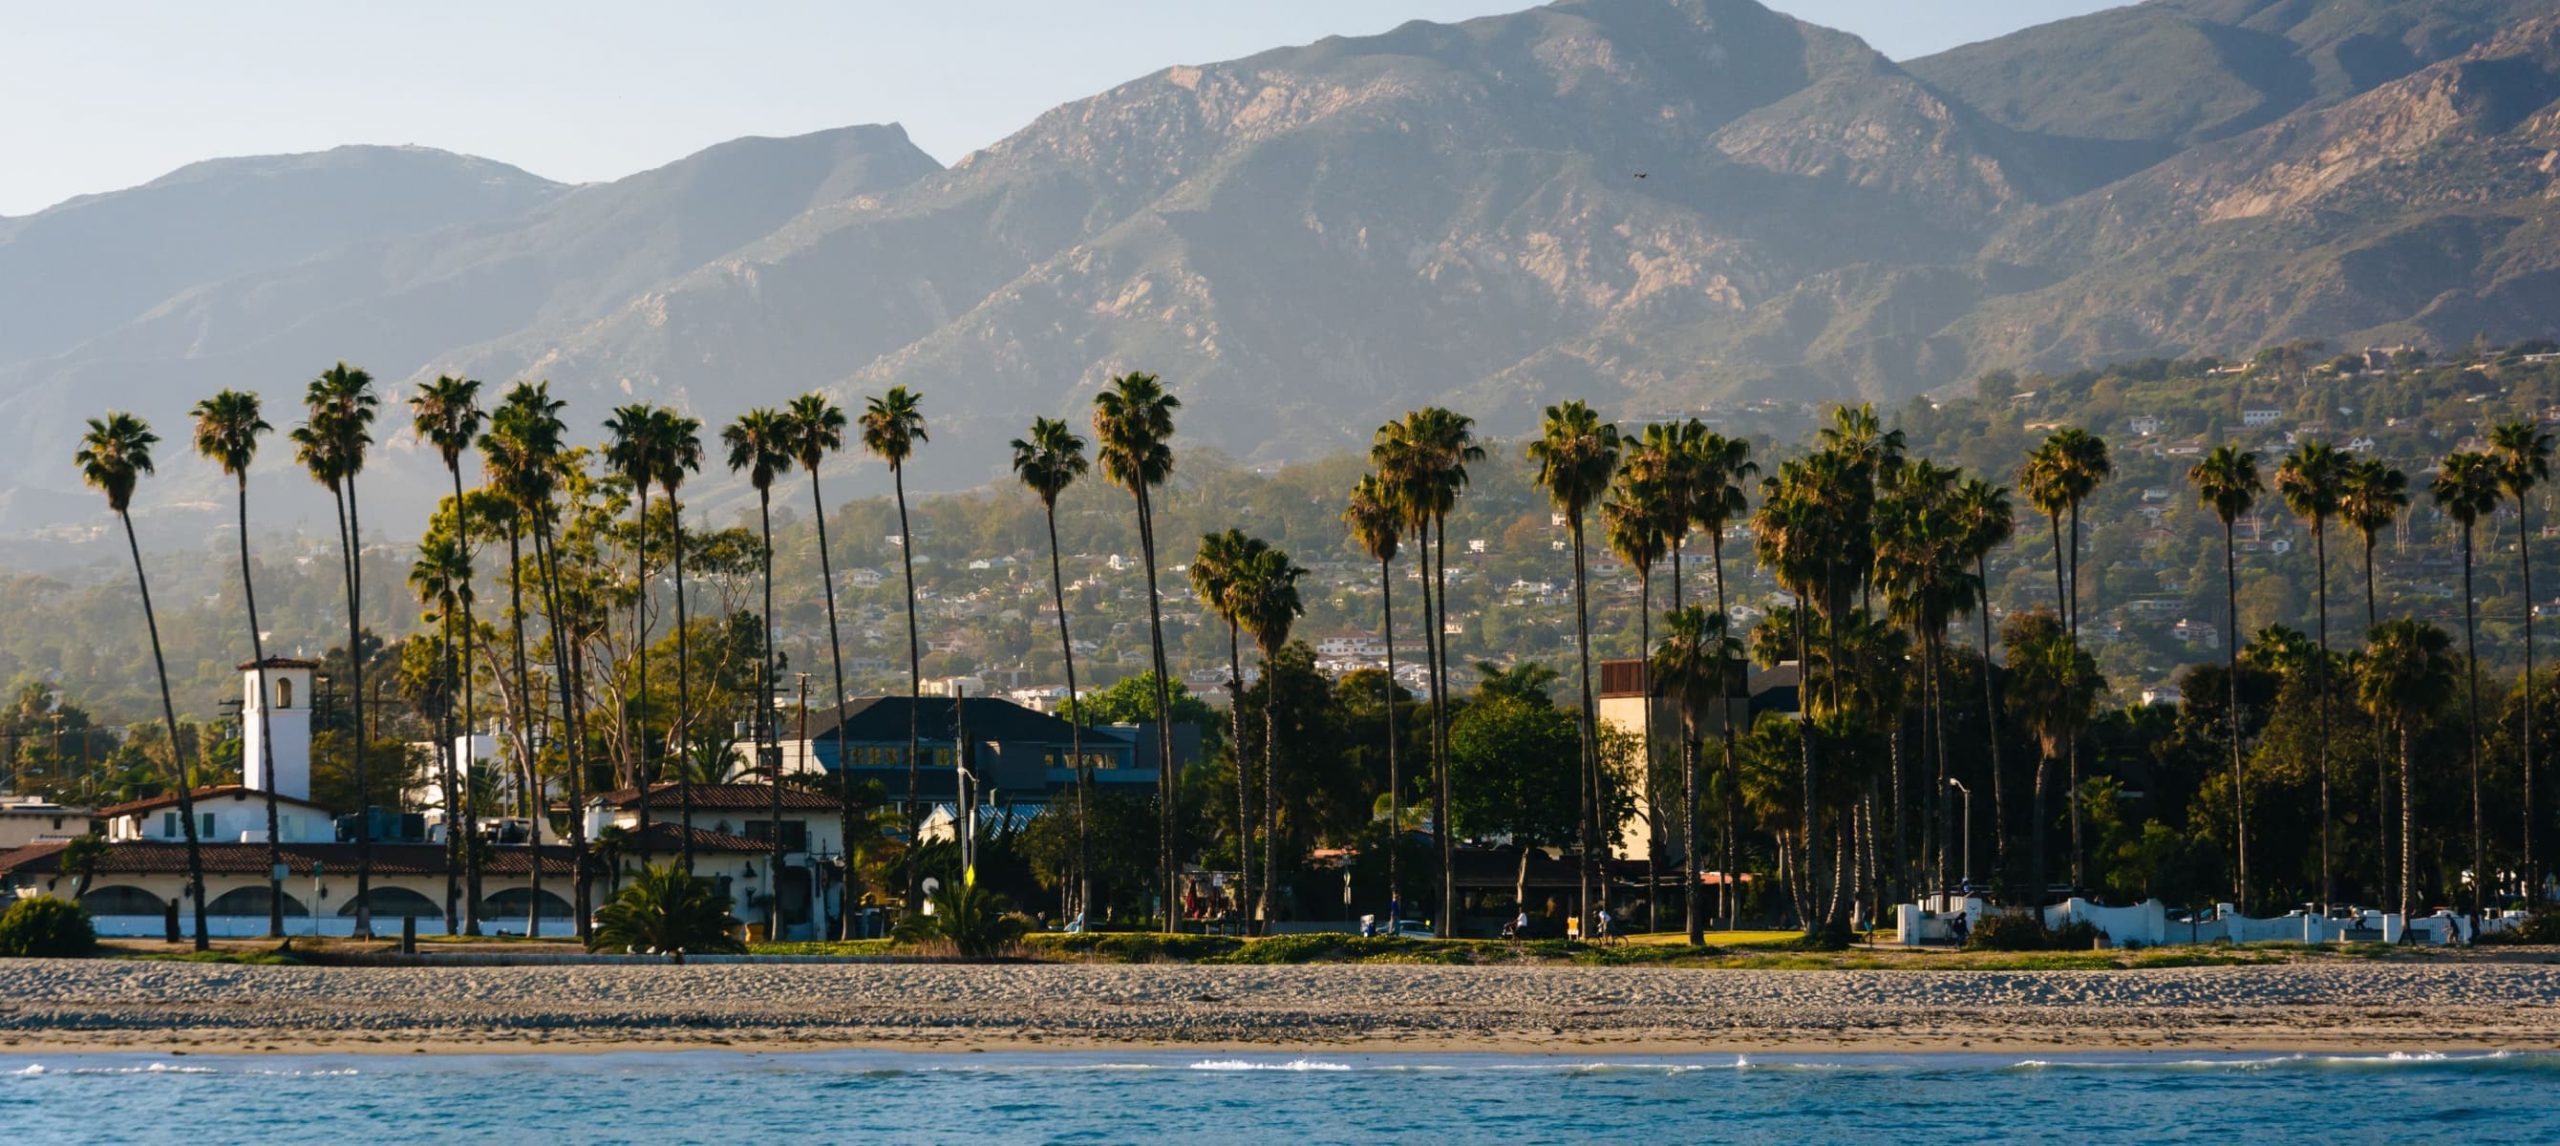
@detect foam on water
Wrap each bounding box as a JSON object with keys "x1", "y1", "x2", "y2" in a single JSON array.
[
  {"x1": 1186, "y1": 1058, "x2": 1355, "y2": 1072},
  {"x1": 4, "y1": 1049, "x2": 2554, "y2": 1142}
]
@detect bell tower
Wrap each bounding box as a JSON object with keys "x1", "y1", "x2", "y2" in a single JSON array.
[{"x1": 241, "y1": 657, "x2": 317, "y2": 802}]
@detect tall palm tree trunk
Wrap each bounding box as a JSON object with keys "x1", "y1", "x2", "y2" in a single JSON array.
[
  {"x1": 1412, "y1": 523, "x2": 1450, "y2": 935},
  {"x1": 2030, "y1": 746, "x2": 2052, "y2": 911},
  {"x1": 2066, "y1": 504, "x2": 2084, "y2": 893},
  {"x1": 753, "y1": 487, "x2": 778, "y2": 909},
  {"x1": 2313, "y1": 522, "x2": 2333, "y2": 914},
  {"x1": 1226, "y1": 620, "x2": 1250, "y2": 927},
  {"x1": 892, "y1": 463, "x2": 924, "y2": 911},
  {"x1": 506, "y1": 518, "x2": 542, "y2": 938},
  {"x1": 631, "y1": 484, "x2": 654, "y2": 865},
  {"x1": 1261, "y1": 642, "x2": 1282, "y2": 928},
  {"x1": 1637, "y1": 568, "x2": 1657, "y2": 933},
  {"x1": 1977, "y1": 554, "x2": 2009, "y2": 901},
  {"x1": 1713, "y1": 535, "x2": 1740, "y2": 931},
  {"x1": 232, "y1": 477, "x2": 286, "y2": 939},
  {"x1": 453, "y1": 464, "x2": 482, "y2": 937},
  {"x1": 2520, "y1": 502, "x2": 2540, "y2": 899},
  {"x1": 2366, "y1": 536, "x2": 2386, "y2": 902},
  {"x1": 2398, "y1": 720, "x2": 2415, "y2": 934},
  {"x1": 2224, "y1": 519, "x2": 2247, "y2": 912},
  {"x1": 1127, "y1": 484, "x2": 1178, "y2": 932},
  {"x1": 532, "y1": 523, "x2": 592, "y2": 942},
  {"x1": 346, "y1": 474, "x2": 373, "y2": 939},
  {"x1": 1379, "y1": 555, "x2": 1400, "y2": 919},
  {"x1": 1567, "y1": 514, "x2": 1599, "y2": 934},
  {"x1": 438, "y1": 601, "x2": 461, "y2": 932},
  {"x1": 1433, "y1": 513, "x2": 1457, "y2": 938},
  {"x1": 1038, "y1": 504, "x2": 1088, "y2": 925},
  {"x1": 2461, "y1": 525, "x2": 2484, "y2": 933},
  {"x1": 124, "y1": 510, "x2": 207, "y2": 951},
  {"x1": 1793, "y1": 595, "x2": 1817, "y2": 934},
  {"x1": 671, "y1": 494, "x2": 696, "y2": 872},
  {"x1": 813, "y1": 471, "x2": 858, "y2": 938}
]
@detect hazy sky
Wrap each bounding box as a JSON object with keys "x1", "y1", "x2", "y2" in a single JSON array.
[{"x1": 0, "y1": 1, "x2": 2128, "y2": 216}]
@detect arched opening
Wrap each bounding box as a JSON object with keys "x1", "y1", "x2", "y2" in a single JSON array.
[
  {"x1": 478, "y1": 887, "x2": 575, "y2": 920},
  {"x1": 78, "y1": 885, "x2": 168, "y2": 915},
  {"x1": 208, "y1": 886, "x2": 309, "y2": 916},
  {"x1": 337, "y1": 886, "x2": 442, "y2": 918},
  {"x1": 275, "y1": 676, "x2": 294, "y2": 709}
]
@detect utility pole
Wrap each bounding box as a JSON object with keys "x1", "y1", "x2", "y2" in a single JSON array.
[{"x1": 1948, "y1": 778, "x2": 1973, "y2": 899}]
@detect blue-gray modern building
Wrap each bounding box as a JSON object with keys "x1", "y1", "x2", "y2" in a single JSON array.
[{"x1": 793, "y1": 696, "x2": 1188, "y2": 807}]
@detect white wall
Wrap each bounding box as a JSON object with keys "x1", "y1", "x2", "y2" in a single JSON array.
[{"x1": 241, "y1": 664, "x2": 313, "y2": 802}]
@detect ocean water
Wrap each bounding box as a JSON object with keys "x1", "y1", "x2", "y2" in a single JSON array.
[{"x1": 6, "y1": 1049, "x2": 2558, "y2": 1144}]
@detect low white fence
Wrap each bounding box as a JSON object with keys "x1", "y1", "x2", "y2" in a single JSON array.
[{"x1": 1900, "y1": 898, "x2": 2528, "y2": 948}]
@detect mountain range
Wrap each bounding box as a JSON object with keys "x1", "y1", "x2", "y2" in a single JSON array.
[{"x1": 6, "y1": 0, "x2": 2559, "y2": 548}]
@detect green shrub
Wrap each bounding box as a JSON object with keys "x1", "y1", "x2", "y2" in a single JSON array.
[
  {"x1": 1028, "y1": 931, "x2": 1241, "y2": 962},
  {"x1": 0, "y1": 896, "x2": 97, "y2": 958},
  {"x1": 589, "y1": 864, "x2": 746, "y2": 960},
  {"x1": 2480, "y1": 908, "x2": 2560, "y2": 946},
  {"x1": 1964, "y1": 912, "x2": 2102, "y2": 952},
  {"x1": 893, "y1": 882, "x2": 1027, "y2": 958}
]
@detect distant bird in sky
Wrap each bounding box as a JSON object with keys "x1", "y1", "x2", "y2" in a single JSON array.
[{"x1": 1632, "y1": 172, "x2": 1648, "y2": 179}]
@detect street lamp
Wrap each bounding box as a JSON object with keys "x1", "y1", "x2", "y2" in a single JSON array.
[{"x1": 1946, "y1": 778, "x2": 1972, "y2": 901}]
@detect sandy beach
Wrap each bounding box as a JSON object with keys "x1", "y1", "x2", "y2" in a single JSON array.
[{"x1": 3, "y1": 958, "x2": 2558, "y2": 1056}]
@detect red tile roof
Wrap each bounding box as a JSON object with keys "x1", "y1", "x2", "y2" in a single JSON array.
[
  {"x1": 97, "y1": 785, "x2": 333, "y2": 819},
  {"x1": 0, "y1": 826, "x2": 780, "y2": 881}
]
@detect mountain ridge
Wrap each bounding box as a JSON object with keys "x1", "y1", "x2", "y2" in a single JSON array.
[{"x1": 4, "y1": 0, "x2": 2558, "y2": 553}]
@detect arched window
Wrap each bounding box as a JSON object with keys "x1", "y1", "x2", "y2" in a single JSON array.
[
  {"x1": 338, "y1": 886, "x2": 442, "y2": 918},
  {"x1": 79, "y1": 885, "x2": 168, "y2": 915},
  {"x1": 275, "y1": 677, "x2": 294, "y2": 709},
  {"x1": 209, "y1": 886, "x2": 310, "y2": 916},
  {"x1": 478, "y1": 887, "x2": 575, "y2": 919}
]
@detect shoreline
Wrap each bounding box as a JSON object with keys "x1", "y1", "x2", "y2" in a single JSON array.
[{"x1": 5, "y1": 959, "x2": 2558, "y2": 1059}]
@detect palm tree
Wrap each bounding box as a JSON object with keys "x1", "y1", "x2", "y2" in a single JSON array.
[
  {"x1": 1372, "y1": 407, "x2": 1485, "y2": 937},
  {"x1": 2020, "y1": 429, "x2": 2107, "y2": 889},
  {"x1": 2020, "y1": 445, "x2": 2073, "y2": 634},
  {"x1": 2188, "y1": 444, "x2": 2262, "y2": 910},
  {"x1": 786, "y1": 393, "x2": 856, "y2": 933},
  {"x1": 1528, "y1": 400, "x2": 1622, "y2": 929},
  {"x1": 602, "y1": 404, "x2": 668, "y2": 859},
  {"x1": 1012, "y1": 416, "x2": 1092, "y2": 921},
  {"x1": 1952, "y1": 478, "x2": 2014, "y2": 896},
  {"x1": 2276, "y1": 441, "x2": 2347, "y2": 912},
  {"x1": 299, "y1": 362, "x2": 380, "y2": 937},
  {"x1": 408, "y1": 535, "x2": 473, "y2": 929},
  {"x1": 2434, "y1": 450, "x2": 2502, "y2": 928},
  {"x1": 1191, "y1": 528, "x2": 1265, "y2": 917},
  {"x1": 2340, "y1": 458, "x2": 2409, "y2": 896},
  {"x1": 2357, "y1": 618, "x2": 2457, "y2": 932},
  {"x1": 1652, "y1": 605, "x2": 1737, "y2": 947},
  {"x1": 1603, "y1": 473, "x2": 1667, "y2": 928},
  {"x1": 1234, "y1": 543, "x2": 1307, "y2": 929},
  {"x1": 190, "y1": 389, "x2": 287, "y2": 939},
  {"x1": 412, "y1": 376, "x2": 486, "y2": 934},
  {"x1": 1753, "y1": 468, "x2": 1830, "y2": 933},
  {"x1": 1693, "y1": 433, "x2": 1755, "y2": 929},
  {"x1": 1876, "y1": 462, "x2": 1975, "y2": 899},
  {"x1": 724, "y1": 406, "x2": 795, "y2": 910},
  {"x1": 1342, "y1": 475, "x2": 1404, "y2": 914},
  {"x1": 514, "y1": 384, "x2": 596, "y2": 938},
  {"x1": 2491, "y1": 420, "x2": 2553, "y2": 891},
  {"x1": 75, "y1": 412, "x2": 207, "y2": 951},
  {"x1": 860, "y1": 386, "x2": 930, "y2": 910},
  {"x1": 1092, "y1": 372, "x2": 1181, "y2": 929},
  {"x1": 487, "y1": 383, "x2": 590, "y2": 937},
  {"x1": 2003, "y1": 611, "x2": 2101, "y2": 910},
  {"x1": 640, "y1": 410, "x2": 708, "y2": 870}
]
